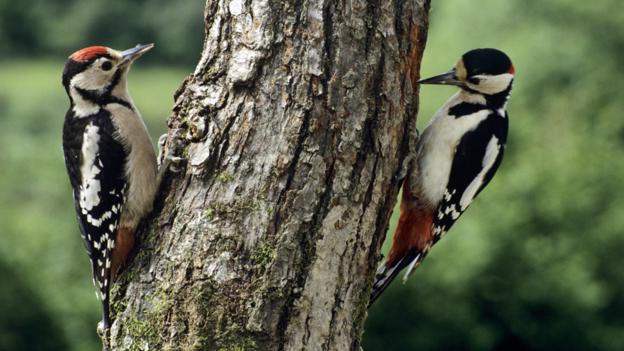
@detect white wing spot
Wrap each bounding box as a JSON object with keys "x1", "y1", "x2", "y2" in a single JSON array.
[
  {"x1": 79, "y1": 124, "x2": 102, "y2": 211},
  {"x1": 87, "y1": 211, "x2": 113, "y2": 227},
  {"x1": 450, "y1": 205, "x2": 461, "y2": 220}
]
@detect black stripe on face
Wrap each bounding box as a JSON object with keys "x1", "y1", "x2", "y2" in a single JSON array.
[
  {"x1": 105, "y1": 69, "x2": 123, "y2": 95},
  {"x1": 70, "y1": 65, "x2": 133, "y2": 111},
  {"x1": 75, "y1": 87, "x2": 133, "y2": 111},
  {"x1": 449, "y1": 103, "x2": 485, "y2": 118},
  {"x1": 103, "y1": 68, "x2": 133, "y2": 110}
]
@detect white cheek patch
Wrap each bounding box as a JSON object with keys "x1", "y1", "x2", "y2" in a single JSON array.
[
  {"x1": 467, "y1": 73, "x2": 513, "y2": 95},
  {"x1": 70, "y1": 87, "x2": 100, "y2": 117},
  {"x1": 79, "y1": 123, "x2": 102, "y2": 212},
  {"x1": 70, "y1": 58, "x2": 116, "y2": 117},
  {"x1": 459, "y1": 136, "x2": 500, "y2": 210},
  {"x1": 71, "y1": 61, "x2": 112, "y2": 91}
]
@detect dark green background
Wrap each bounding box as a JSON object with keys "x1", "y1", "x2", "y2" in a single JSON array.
[{"x1": 1, "y1": 0, "x2": 622, "y2": 350}]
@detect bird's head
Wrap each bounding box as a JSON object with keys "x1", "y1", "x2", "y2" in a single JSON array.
[
  {"x1": 418, "y1": 48, "x2": 514, "y2": 95},
  {"x1": 62, "y1": 44, "x2": 153, "y2": 99}
]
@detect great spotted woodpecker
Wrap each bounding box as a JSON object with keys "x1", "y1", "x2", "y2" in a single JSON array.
[
  {"x1": 370, "y1": 48, "x2": 515, "y2": 305},
  {"x1": 62, "y1": 44, "x2": 162, "y2": 329}
]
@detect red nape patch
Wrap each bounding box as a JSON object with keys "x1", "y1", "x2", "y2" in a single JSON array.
[
  {"x1": 508, "y1": 64, "x2": 516, "y2": 74},
  {"x1": 70, "y1": 46, "x2": 108, "y2": 62}
]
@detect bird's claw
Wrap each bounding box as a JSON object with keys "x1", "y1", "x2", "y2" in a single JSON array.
[
  {"x1": 397, "y1": 151, "x2": 416, "y2": 183},
  {"x1": 157, "y1": 132, "x2": 187, "y2": 184},
  {"x1": 165, "y1": 155, "x2": 186, "y2": 173},
  {"x1": 157, "y1": 133, "x2": 169, "y2": 167}
]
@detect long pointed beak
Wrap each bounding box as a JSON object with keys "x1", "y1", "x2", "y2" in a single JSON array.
[
  {"x1": 417, "y1": 69, "x2": 467, "y2": 88},
  {"x1": 120, "y1": 43, "x2": 154, "y2": 66}
]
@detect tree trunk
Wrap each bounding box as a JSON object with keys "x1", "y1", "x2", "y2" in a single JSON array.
[{"x1": 108, "y1": 0, "x2": 430, "y2": 349}]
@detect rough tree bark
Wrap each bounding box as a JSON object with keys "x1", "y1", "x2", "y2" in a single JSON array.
[{"x1": 108, "y1": 0, "x2": 430, "y2": 349}]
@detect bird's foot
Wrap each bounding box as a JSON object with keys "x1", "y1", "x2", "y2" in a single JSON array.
[
  {"x1": 97, "y1": 321, "x2": 110, "y2": 350},
  {"x1": 157, "y1": 130, "x2": 187, "y2": 184},
  {"x1": 395, "y1": 150, "x2": 416, "y2": 184}
]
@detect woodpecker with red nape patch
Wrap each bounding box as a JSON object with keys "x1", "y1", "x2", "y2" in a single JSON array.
[
  {"x1": 62, "y1": 44, "x2": 173, "y2": 330},
  {"x1": 370, "y1": 48, "x2": 515, "y2": 305}
]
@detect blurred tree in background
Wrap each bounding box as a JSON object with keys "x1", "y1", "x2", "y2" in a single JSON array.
[{"x1": 0, "y1": 0, "x2": 623, "y2": 350}]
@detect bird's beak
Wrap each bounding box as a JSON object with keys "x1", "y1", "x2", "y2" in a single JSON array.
[
  {"x1": 417, "y1": 69, "x2": 467, "y2": 88},
  {"x1": 119, "y1": 43, "x2": 154, "y2": 66}
]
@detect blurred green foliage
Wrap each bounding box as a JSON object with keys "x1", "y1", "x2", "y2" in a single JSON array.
[
  {"x1": 0, "y1": 258, "x2": 69, "y2": 350},
  {"x1": 0, "y1": 0, "x2": 623, "y2": 350},
  {"x1": 0, "y1": 0, "x2": 204, "y2": 65},
  {"x1": 365, "y1": 0, "x2": 624, "y2": 350}
]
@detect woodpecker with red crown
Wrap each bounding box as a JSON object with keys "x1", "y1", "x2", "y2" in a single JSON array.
[
  {"x1": 62, "y1": 44, "x2": 173, "y2": 330},
  {"x1": 370, "y1": 48, "x2": 515, "y2": 305}
]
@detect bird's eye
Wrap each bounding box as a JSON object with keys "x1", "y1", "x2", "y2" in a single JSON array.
[
  {"x1": 468, "y1": 77, "x2": 481, "y2": 85},
  {"x1": 101, "y1": 61, "x2": 113, "y2": 71}
]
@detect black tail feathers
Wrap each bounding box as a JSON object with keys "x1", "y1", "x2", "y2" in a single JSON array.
[
  {"x1": 369, "y1": 249, "x2": 424, "y2": 307},
  {"x1": 101, "y1": 296, "x2": 111, "y2": 330}
]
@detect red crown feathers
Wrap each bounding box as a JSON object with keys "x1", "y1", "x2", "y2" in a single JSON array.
[{"x1": 70, "y1": 46, "x2": 109, "y2": 62}]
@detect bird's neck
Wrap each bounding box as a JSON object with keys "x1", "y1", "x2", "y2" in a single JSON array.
[
  {"x1": 457, "y1": 90, "x2": 488, "y2": 105},
  {"x1": 483, "y1": 83, "x2": 513, "y2": 110},
  {"x1": 69, "y1": 76, "x2": 134, "y2": 118},
  {"x1": 459, "y1": 83, "x2": 512, "y2": 111},
  {"x1": 110, "y1": 75, "x2": 132, "y2": 103},
  {"x1": 69, "y1": 86, "x2": 101, "y2": 117}
]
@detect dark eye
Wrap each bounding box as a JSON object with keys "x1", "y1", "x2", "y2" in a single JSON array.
[
  {"x1": 101, "y1": 61, "x2": 113, "y2": 71},
  {"x1": 468, "y1": 77, "x2": 481, "y2": 84}
]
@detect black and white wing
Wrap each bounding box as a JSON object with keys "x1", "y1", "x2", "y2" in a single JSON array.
[
  {"x1": 432, "y1": 113, "x2": 508, "y2": 243},
  {"x1": 62, "y1": 111, "x2": 126, "y2": 327}
]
